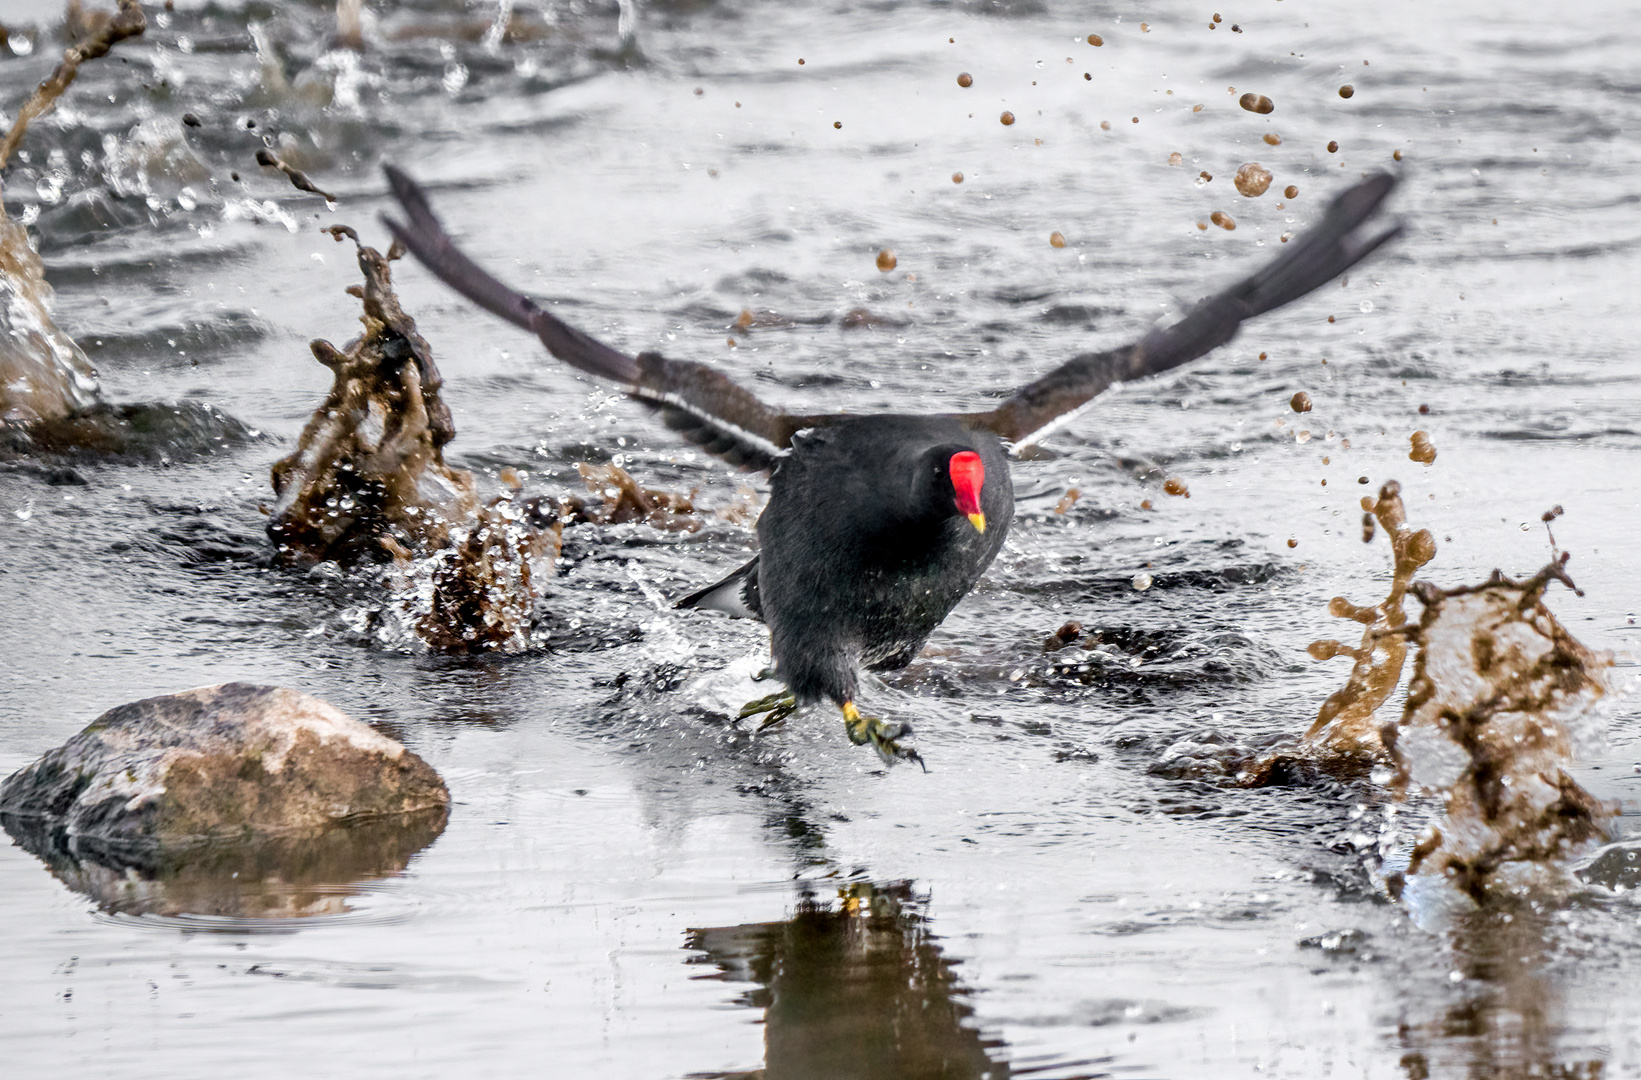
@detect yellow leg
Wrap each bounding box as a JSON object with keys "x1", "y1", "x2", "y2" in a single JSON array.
[
  {"x1": 841, "y1": 701, "x2": 924, "y2": 769},
  {"x1": 738, "y1": 689, "x2": 798, "y2": 730}
]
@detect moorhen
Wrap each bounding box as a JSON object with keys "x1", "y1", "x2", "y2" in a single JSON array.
[{"x1": 382, "y1": 166, "x2": 1400, "y2": 762}]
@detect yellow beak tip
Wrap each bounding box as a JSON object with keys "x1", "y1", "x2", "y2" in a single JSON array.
[{"x1": 967, "y1": 512, "x2": 987, "y2": 534}]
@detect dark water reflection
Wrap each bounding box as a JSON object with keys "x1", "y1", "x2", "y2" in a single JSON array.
[
  {"x1": 1394, "y1": 899, "x2": 1606, "y2": 1080},
  {"x1": 687, "y1": 882, "x2": 1008, "y2": 1080},
  {"x1": 1, "y1": 805, "x2": 447, "y2": 924}
]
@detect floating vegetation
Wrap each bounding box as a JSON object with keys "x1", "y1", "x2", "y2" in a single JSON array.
[{"x1": 563, "y1": 462, "x2": 699, "y2": 532}]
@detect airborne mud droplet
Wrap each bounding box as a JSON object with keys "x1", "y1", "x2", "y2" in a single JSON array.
[
  {"x1": 875, "y1": 249, "x2": 897, "y2": 272},
  {"x1": 1409, "y1": 430, "x2": 1436, "y2": 464},
  {"x1": 1239, "y1": 93, "x2": 1274, "y2": 115},
  {"x1": 1163, "y1": 476, "x2": 1189, "y2": 497},
  {"x1": 1000, "y1": 111, "x2": 1015, "y2": 126},
  {"x1": 1290, "y1": 391, "x2": 1312, "y2": 413},
  {"x1": 1284, "y1": 184, "x2": 1299, "y2": 199},
  {"x1": 1049, "y1": 231, "x2": 1066, "y2": 248},
  {"x1": 1327, "y1": 140, "x2": 1340, "y2": 153},
  {"x1": 1339, "y1": 85, "x2": 1355, "y2": 99},
  {"x1": 951, "y1": 171, "x2": 964, "y2": 184},
  {"x1": 1087, "y1": 33, "x2": 1103, "y2": 46},
  {"x1": 1209, "y1": 210, "x2": 1235, "y2": 230},
  {"x1": 1234, "y1": 162, "x2": 1272, "y2": 197},
  {"x1": 957, "y1": 72, "x2": 972, "y2": 88},
  {"x1": 1263, "y1": 132, "x2": 1281, "y2": 146}
]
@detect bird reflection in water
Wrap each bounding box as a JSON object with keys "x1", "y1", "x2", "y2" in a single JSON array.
[{"x1": 685, "y1": 881, "x2": 1008, "y2": 1080}]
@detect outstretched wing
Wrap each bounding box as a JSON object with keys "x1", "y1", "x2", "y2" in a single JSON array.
[
  {"x1": 969, "y1": 172, "x2": 1403, "y2": 449},
  {"x1": 381, "y1": 165, "x2": 816, "y2": 472}
]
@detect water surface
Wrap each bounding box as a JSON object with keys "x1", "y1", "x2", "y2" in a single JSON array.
[{"x1": 2, "y1": 0, "x2": 1639, "y2": 1076}]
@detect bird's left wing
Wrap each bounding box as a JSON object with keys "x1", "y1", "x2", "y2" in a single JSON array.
[{"x1": 382, "y1": 165, "x2": 826, "y2": 472}]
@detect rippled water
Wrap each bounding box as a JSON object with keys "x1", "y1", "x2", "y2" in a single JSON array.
[{"x1": 2, "y1": 0, "x2": 1639, "y2": 1076}]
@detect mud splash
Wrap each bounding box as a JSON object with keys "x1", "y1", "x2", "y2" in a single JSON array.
[
  {"x1": 0, "y1": 0, "x2": 145, "y2": 426},
  {"x1": 1276, "y1": 483, "x2": 1613, "y2": 902},
  {"x1": 268, "y1": 227, "x2": 560, "y2": 653},
  {"x1": 1303, "y1": 481, "x2": 1438, "y2": 761},
  {"x1": 1392, "y1": 563, "x2": 1612, "y2": 903}
]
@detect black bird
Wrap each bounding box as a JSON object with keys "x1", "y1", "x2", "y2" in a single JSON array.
[{"x1": 381, "y1": 166, "x2": 1400, "y2": 761}]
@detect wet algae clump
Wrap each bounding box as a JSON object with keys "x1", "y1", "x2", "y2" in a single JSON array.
[{"x1": 268, "y1": 228, "x2": 562, "y2": 653}]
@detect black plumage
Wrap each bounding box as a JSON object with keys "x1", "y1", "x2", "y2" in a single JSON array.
[{"x1": 381, "y1": 166, "x2": 1401, "y2": 757}]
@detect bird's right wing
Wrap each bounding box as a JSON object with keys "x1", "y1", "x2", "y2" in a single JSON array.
[
  {"x1": 382, "y1": 165, "x2": 824, "y2": 472},
  {"x1": 967, "y1": 172, "x2": 1403, "y2": 449}
]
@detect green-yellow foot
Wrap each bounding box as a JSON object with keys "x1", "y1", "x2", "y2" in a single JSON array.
[
  {"x1": 842, "y1": 702, "x2": 925, "y2": 770},
  {"x1": 738, "y1": 689, "x2": 799, "y2": 731}
]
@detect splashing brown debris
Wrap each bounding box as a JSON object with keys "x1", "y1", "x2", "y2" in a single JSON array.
[
  {"x1": 1302, "y1": 481, "x2": 1436, "y2": 756},
  {"x1": 1259, "y1": 481, "x2": 1613, "y2": 900},
  {"x1": 1391, "y1": 561, "x2": 1612, "y2": 901},
  {"x1": 268, "y1": 228, "x2": 560, "y2": 653},
  {"x1": 562, "y1": 462, "x2": 699, "y2": 532},
  {"x1": 254, "y1": 148, "x2": 336, "y2": 202},
  {"x1": 4, "y1": 1, "x2": 147, "y2": 172}
]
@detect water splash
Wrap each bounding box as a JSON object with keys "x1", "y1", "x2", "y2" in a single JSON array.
[
  {"x1": 1391, "y1": 563, "x2": 1612, "y2": 903},
  {"x1": 268, "y1": 227, "x2": 560, "y2": 654},
  {"x1": 1265, "y1": 482, "x2": 1614, "y2": 902},
  {"x1": 0, "y1": 0, "x2": 147, "y2": 424}
]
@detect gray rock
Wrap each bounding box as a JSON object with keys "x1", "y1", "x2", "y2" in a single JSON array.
[{"x1": 0, "y1": 682, "x2": 449, "y2": 854}]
